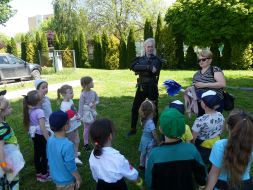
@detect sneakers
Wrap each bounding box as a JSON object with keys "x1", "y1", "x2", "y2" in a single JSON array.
[
  {"x1": 77, "y1": 152, "x2": 81, "y2": 157},
  {"x1": 36, "y1": 173, "x2": 51, "y2": 182},
  {"x1": 84, "y1": 144, "x2": 92, "y2": 151},
  {"x1": 75, "y1": 157, "x2": 83, "y2": 165},
  {"x1": 127, "y1": 129, "x2": 137, "y2": 137}
]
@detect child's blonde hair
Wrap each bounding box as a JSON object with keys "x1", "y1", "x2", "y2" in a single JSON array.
[
  {"x1": 139, "y1": 99, "x2": 156, "y2": 124},
  {"x1": 80, "y1": 76, "x2": 93, "y2": 90},
  {"x1": 23, "y1": 90, "x2": 43, "y2": 130},
  {"x1": 57, "y1": 84, "x2": 73, "y2": 104}
]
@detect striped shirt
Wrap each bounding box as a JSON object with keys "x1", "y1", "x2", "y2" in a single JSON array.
[{"x1": 193, "y1": 66, "x2": 223, "y2": 99}]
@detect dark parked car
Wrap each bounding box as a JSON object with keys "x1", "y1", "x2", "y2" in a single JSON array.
[{"x1": 0, "y1": 53, "x2": 41, "y2": 81}]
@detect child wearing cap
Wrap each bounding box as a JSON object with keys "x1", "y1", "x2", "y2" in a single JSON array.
[
  {"x1": 192, "y1": 90, "x2": 225, "y2": 166},
  {"x1": 34, "y1": 79, "x2": 52, "y2": 132},
  {"x1": 145, "y1": 108, "x2": 206, "y2": 190},
  {"x1": 47, "y1": 111, "x2": 81, "y2": 190},
  {"x1": 167, "y1": 100, "x2": 193, "y2": 143}
]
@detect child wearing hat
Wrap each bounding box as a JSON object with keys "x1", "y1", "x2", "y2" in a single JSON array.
[
  {"x1": 168, "y1": 100, "x2": 193, "y2": 143},
  {"x1": 47, "y1": 111, "x2": 81, "y2": 190},
  {"x1": 192, "y1": 90, "x2": 225, "y2": 166},
  {"x1": 145, "y1": 108, "x2": 206, "y2": 190},
  {"x1": 34, "y1": 79, "x2": 52, "y2": 132}
]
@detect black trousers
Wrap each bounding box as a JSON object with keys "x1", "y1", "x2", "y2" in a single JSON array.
[
  {"x1": 97, "y1": 178, "x2": 127, "y2": 190},
  {"x1": 32, "y1": 134, "x2": 48, "y2": 175},
  {"x1": 131, "y1": 83, "x2": 158, "y2": 130}
]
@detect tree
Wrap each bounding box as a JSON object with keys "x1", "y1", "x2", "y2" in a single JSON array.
[
  {"x1": 21, "y1": 35, "x2": 27, "y2": 61},
  {"x1": 92, "y1": 35, "x2": 102, "y2": 68},
  {"x1": 0, "y1": 0, "x2": 16, "y2": 25},
  {"x1": 105, "y1": 35, "x2": 120, "y2": 70},
  {"x1": 101, "y1": 31, "x2": 109, "y2": 69},
  {"x1": 34, "y1": 32, "x2": 42, "y2": 64},
  {"x1": 79, "y1": 31, "x2": 88, "y2": 68},
  {"x1": 210, "y1": 43, "x2": 222, "y2": 68},
  {"x1": 53, "y1": 33, "x2": 60, "y2": 50},
  {"x1": 185, "y1": 46, "x2": 197, "y2": 70},
  {"x1": 119, "y1": 37, "x2": 127, "y2": 69},
  {"x1": 53, "y1": 0, "x2": 87, "y2": 43},
  {"x1": 6, "y1": 38, "x2": 18, "y2": 56},
  {"x1": 155, "y1": 13, "x2": 163, "y2": 57},
  {"x1": 126, "y1": 28, "x2": 136, "y2": 68},
  {"x1": 144, "y1": 18, "x2": 153, "y2": 40},
  {"x1": 165, "y1": 0, "x2": 253, "y2": 46},
  {"x1": 175, "y1": 33, "x2": 184, "y2": 69},
  {"x1": 158, "y1": 24, "x2": 178, "y2": 69},
  {"x1": 40, "y1": 33, "x2": 49, "y2": 66},
  {"x1": 73, "y1": 35, "x2": 80, "y2": 68},
  {"x1": 26, "y1": 42, "x2": 35, "y2": 63},
  {"x1": 58, "y1": 33, "x2": 66, "y2": 50},
  {"x1": 221, "y1": 39, "x2": 232, "y2": 69},
  {"x1": 231, "y1": 42, "x2": 252, "y2": 69},
  {"x1": 83, "y1": 0, "x2": 170, "y2": 39}
]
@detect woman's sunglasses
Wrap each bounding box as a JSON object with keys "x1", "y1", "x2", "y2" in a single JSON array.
[{"x1": 198, "y1": 58, "x2": 211, "y2": 62}]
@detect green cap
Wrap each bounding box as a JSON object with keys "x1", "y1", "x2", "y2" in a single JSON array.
[{"x1": 160, "y1": 108, "x2": 185, "y2": 138}]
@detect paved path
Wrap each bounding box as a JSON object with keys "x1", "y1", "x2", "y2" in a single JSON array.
[{"x1": 6, "y1": 80, "x2": 80, "y2": 100}]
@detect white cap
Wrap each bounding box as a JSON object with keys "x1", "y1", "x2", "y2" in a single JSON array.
[{"x1": 34, "y1": 79, "x2": 47, "y2": 90}]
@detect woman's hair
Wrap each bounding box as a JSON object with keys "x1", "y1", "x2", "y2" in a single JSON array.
[
  {"x1": 199, "y1": 49, "x2": 213, "y2": 59},
  {"x1": 0, "y1": 97, "x2": 9, "y2": 118},
  {"x1": 138, "y1": 99, "x2": 156, "y2": 125},
  {"x1": 23, "y1": 90, "x2": 43, "y2": 130},
  {"x1": 90, "y1": 118, "x2": 115, "y2": 157},
  {"x1": 57, "y1": 84, "x2": 72, "y2": 103},
  {"x1": 80, "y1": 76, "x2": 93, "y2": 90},
  {"x1": 222, "y1": 109, "x2": 253, "y2": 188}
]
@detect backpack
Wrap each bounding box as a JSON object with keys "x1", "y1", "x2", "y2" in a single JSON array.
[{"x1": 210, "y1": 66, "x2": 235, "y2": 111}]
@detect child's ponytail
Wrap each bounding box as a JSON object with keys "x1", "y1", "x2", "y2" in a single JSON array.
[
  {"x1": 93, "y1": 141, "x2": 102, "y2": 157},
  {"x1": 90, "y1": 119, "x2": 115, "y2": 158}
]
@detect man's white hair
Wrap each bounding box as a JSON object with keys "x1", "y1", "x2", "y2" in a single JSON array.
[
  {"x1": 144, "y1": 38, "x2": 155, "y2": 47},
  {"x1": 142, "y1": 38, "x2": 156, "y2": 55}
]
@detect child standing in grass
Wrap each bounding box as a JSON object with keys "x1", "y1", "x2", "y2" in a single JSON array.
[
  {"x1": 145, "y1": 108, "x2": 206, "y2": 190},
  {"x1": 192, "y1": 90, "x2": 225, "y2": 166},
  {"x1": 205, "y1": 109, "x2": 253, "y2": 190},
  {"x1": 89, "y1": 118, "x2": 143, "y2": 190},
  {"x1": 23, "y1": 90, "x2": 50, "y2": 182},
  {"x1": 0, "y1": 97, "x2": 25, "y2": 190},
  {"x1": 47, "y1": 111, "x2": 81, "y2": 190},
  {"x1": 34, "y1": 79, "x2": 52, "y2": 134},
  {"x1": 78, "y1": 76, "x2": 99, "y2": 151},
  {"x1": 138, "y1": 99, "x2": 159, "y2": 171},
  {"x1": 57, "y1": 85, "x2": 82, "y2": 165}
]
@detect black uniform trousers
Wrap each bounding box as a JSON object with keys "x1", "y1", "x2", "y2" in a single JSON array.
[{"x1": 131, "y1": 82, "x2": 158, "y2": 130}]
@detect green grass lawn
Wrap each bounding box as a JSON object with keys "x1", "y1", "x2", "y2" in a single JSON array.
[{"x1": 5, "y1": 68, "x2": 253, "y2": 190}]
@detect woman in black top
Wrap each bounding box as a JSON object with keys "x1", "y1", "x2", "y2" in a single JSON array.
[{"x1": 193, "y1": 50, "x2": 226, "y2": 116}]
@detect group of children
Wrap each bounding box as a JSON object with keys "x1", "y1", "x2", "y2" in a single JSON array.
[
  {"x1": 1, "y1": 76, "x2": 253, "y2": 190},
  {"x1": 135, "y1": 89, "x2": 253, "y2": 190}
]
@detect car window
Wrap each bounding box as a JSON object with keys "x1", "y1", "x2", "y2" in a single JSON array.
[
  {"x1": 0, "y1": 56, "x2": 8, "y2": 64},
  {"x1": 8, "y1": 55, "x2": 25, "y2": 65}
]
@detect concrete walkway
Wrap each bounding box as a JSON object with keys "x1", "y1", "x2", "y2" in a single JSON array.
[{"x1": 5, "y1": 80, "x2": 80, "y2": 100}]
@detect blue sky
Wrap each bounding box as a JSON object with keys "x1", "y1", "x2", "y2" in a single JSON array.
[{"x1": 0, "y1": 0, "x2": 176, "y2": 37}]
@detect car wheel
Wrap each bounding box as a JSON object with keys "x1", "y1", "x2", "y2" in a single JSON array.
[{"x1": 31, "y1": 69, "x2": 41, "y2": 79}]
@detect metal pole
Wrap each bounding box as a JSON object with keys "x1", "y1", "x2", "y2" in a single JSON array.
[{"x1": 72, "y1": 50, "x2": 76, "y2": 70}]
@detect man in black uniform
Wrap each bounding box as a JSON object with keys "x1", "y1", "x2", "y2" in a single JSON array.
[{"x1": 127, "y1": 38, "x2": 162, "y2": 136}]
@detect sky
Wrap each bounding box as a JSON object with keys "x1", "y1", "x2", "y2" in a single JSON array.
[{"x1": 0, "y1": 0, "x2": 176, "y2": 37}]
